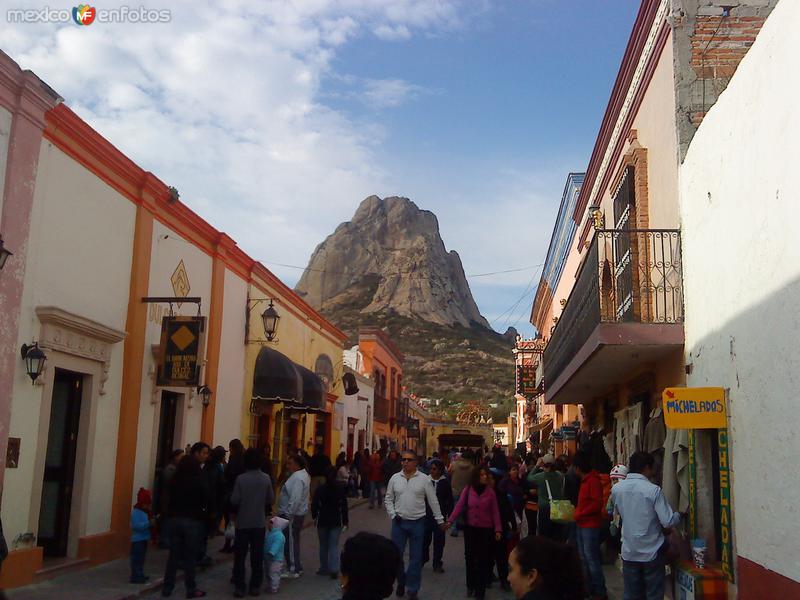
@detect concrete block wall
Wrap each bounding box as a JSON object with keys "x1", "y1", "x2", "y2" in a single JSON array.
[{"x1": 670, "y1": 0, "x2": 779, "y2": 161}]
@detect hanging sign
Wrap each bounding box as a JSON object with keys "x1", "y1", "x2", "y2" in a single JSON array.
[
  {"x1": 407, "y1": 418, "x2": 420, "y2": 439},
  {"x1": 157, "y1": 316, "x2": 205, "y2": 386},
  {"x1": 516, "y1": 365, "x2": 537, "y2": 397},
  {"x1": 662, "y1": 387, "x2": 727, "y2": 429}
]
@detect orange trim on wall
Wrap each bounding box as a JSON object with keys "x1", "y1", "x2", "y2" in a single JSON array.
[
  {"x1": 738, "y1": 556, "x2": 800, "y2": 599},
  {"x1": 109, "y1": 203, "x2": 154, "y2": 546},
  {"x1": 42, "y1": 105, "x2": 346, "y2": 345},
  {"x1": 0, "y1": 546, "x2": 43, "y2": 589},
  {"x1": 201, "y1": 251, "x2": 225, "y2": 443},
  {"x1": 77, "y1": 531, "x2": 121, "y2": 566}
]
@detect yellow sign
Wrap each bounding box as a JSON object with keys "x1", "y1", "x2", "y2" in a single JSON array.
[{"x1": 662, "y1": 387, "x2": 727, "y2": 429}]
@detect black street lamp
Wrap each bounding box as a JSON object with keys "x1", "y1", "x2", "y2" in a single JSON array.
[
  {"x1": 261, "y1": 300, "x2": 280, "y2": 341},
  {"x1": 197, "y1": 384, "x2": 212, "y2": 407},
  {"x1": 21, "y1": 342, "x2": 46, "y2": 382},
  {"x1": 0, "y1": 235, "x2": 12, "y2": 270}
]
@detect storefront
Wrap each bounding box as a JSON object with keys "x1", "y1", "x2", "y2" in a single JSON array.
[{"x1": 241, "y1": 271, "x2": 347, "y2": 473}]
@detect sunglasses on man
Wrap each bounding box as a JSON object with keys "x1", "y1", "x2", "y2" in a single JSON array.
[{"x1": 400, "y1": 457, "x2": 417, "y2": 462}]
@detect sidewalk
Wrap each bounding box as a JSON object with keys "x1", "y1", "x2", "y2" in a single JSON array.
[{"x1": 7, "y1": 498, "x2": 368, "y2": 600}]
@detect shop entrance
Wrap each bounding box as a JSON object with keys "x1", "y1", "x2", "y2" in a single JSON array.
[
  {"x1": 153, "y1": 391, "x2": 180, "y2": 512},
  {"x1": 38, "y1": 369, "x2": 83, "y2": 557}
]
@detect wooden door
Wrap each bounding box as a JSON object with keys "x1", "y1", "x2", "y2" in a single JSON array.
[{"x1": 38, "y1": 369, "x2": 82, "y2": 557}]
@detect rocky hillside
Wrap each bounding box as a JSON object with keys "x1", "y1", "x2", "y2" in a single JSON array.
[{"x1": 295, "y1": 196, "x2": 514, "y2": 411}]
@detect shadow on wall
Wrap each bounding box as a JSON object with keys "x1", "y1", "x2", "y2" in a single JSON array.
[{"x1": 684, "y1": 274, "x2": 800, "y2": 593}]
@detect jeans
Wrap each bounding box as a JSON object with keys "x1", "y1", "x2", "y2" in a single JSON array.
[
  {"x1": 623, "y1": 556, "x2": 665, "y2": 600},
  {"x1": 163, "y1": 517, "x2": 204, "y2": 595},
  {"x1": 422, "y1": 518, "x2": 446, "y2": 568},
  {"x1": 283, "y1": 514, "x2": 305, "y2": 573},
  {"x1": 464, "y1": 526, "x2": 493, "y2": 597},
  {"x1": 317, "y1": 526, "x2": 342, "y2": 574},
  {"x1": 233, "y1": 527, "x2": 266, "y2": 590},
  {"x1": 577, "y1": 526, "x2": 607, "y2": 596},
  {"x1": 369, "y1": 482, "x2": 385, "y2": 507},
  {"x1": 129, "y1": 540, "x2": 147, "y2": 582},
  {"x1": 391, "y1": 517, "x2": 427, "y2": 594}
]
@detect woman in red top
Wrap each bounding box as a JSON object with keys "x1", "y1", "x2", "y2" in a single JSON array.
[
  {"x1": 446, "y1": 466, "x2": 502, "y2": 600},
  {"x1": 573, "y1": 451, "x2": 607, "y2": 600}
]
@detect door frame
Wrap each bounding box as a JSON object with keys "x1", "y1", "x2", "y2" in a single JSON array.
[{"x1": 30, "y1": 353, "x2": 101, "y2": 558}]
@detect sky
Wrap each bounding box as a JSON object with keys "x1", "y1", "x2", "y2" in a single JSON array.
[{"x1": 1, "y1": 0, "x2": 639, "y2": 337}]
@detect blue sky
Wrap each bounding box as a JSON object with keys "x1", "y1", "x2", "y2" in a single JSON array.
[{"x1": 2, "y1": 0, "x2": 639, "y2": 337}]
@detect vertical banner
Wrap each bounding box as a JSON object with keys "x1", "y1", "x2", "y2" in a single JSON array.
[
  {"x1": 718, "y1": 427, "x2": 735, "y2": 583},
  {"x1": 687, "y1": 429, "x2": 698, "y2": 539}
]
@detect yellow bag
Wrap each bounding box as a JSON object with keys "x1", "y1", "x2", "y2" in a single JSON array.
[{"x1": 546, "y1": 479, "x2": 575, "y2": 524}]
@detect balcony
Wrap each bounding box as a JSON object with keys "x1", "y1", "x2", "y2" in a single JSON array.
[
  {"x1": 543, "y1": 229, "x2": 684, "y2": 405},
  {"x1": 374, "y1": 394, "x2": 390, "y2": 423}
]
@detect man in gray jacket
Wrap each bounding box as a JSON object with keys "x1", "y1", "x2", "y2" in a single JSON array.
[
  {"x1": 230, "y1": 448, "x2": 275, "y2": 597},
  {"x1": 277, "y1": 453, "x2": 310, "y2": 577}
]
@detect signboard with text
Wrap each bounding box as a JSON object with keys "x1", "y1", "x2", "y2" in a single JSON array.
[
  {"x1": 718, "y1": 428, "x2": 735, "y2": 582},
  {"x1": 157, "y1": 316, "x2": 205, "y2": 387},
  {"x1": 516, "y1": 365, "x2": 537, "y2": 397},
  {"x1": 662, "y1": 387, "x2": 727, "y2": 429}
]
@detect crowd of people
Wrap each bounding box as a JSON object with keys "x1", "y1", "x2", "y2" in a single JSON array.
[
  {"x1": 378, "y1": 441, "x2": 682, "y2": 600},
  {"x1": 126, "y1": 437, "x2": 681, "y2": 600}
]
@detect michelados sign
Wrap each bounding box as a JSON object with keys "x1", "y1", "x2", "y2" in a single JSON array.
[{"x1": 662, "y1": 387, "x2": 727, "y2": 429}]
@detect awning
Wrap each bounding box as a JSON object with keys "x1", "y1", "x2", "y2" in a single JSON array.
[
  {"x1": 290, "y1": 364, "x2": 326, "y2": 414},
  {"x1": 530, "y1": 418, "x2": 553, "y2": 433},
  {"x1": 252, "y1": 347, "x2": 302, "y2": 404}
]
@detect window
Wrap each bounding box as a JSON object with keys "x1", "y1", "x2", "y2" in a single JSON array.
[{"x1": 314, "y1": 354, "x2": 334, "y2": 392}]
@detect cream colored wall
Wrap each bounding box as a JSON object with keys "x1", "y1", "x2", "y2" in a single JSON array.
[
  {"x1": 2, "y1": 141, "x2": 134, "y2": 544},
  {"x1": 0, "y1": 106, "x2": 11, "y2": 217},
  {"x1": 597, "y1": 33, "x2": 679, "y2": 229},
  {"x1": 133, "y1": 220, "x2": 212, "y2": 499},
  {"x1": 212, "y1": 267, "x2": 248, "y2": 447}
]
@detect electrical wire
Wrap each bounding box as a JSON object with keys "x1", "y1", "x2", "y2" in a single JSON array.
[{"x1": 259, "y1": 259, "x2": 544, "y2": 279}]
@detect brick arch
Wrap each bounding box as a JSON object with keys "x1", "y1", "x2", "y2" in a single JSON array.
[{"x1": 608, "y1": 131, "x2": 649, "y2": 230}]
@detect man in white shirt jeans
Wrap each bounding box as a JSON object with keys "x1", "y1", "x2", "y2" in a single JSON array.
[
  {"x1": 277, "y1": 453, "x2": 310, "y2": 578},
  {"x1": 611, "y1": 450, "x2": 681, "y2": 600},
  {"x1": 385, "y1": 451, "x2": 446, "y2": 600}
]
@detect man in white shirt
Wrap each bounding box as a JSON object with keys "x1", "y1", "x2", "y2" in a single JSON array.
[
  {"x1": 611, "y1": 450, "x2": 681, "y2": 600},
  {"x1": 277, "y1": 453, "x2": 310, "y2": 577},
  {"x1": 385, "y1": 451, "x2": 446, "y2": 600}
]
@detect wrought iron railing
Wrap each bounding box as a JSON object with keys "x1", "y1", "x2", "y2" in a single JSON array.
[
  {"x1": 374, "y1": 394, "x2": 390, "y2": 423},
  {"x1": 543, "y1": 229, "x2": 683, "y2": 388}
]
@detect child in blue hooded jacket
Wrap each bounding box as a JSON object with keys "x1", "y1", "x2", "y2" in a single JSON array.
[{"x1": 130, "y1": 487, "x2": 153, "y2": 584}]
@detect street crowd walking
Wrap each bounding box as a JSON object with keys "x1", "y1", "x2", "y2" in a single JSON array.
[{"x1": 128, "y1": 434, "x2": 683, "y2": 600}]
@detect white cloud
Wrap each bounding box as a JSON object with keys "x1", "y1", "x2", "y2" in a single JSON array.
[
  {"x1": 0, "y1": 0, "x2": 482, "y2": 284},
  {"x1": 373, "y1": 24, "x2": 412, "y2": 41},
  {"x1": 1, "y1": 0, "x2": 549, "y2": 334},
  {"x1": 362, "y1": 78, "x2": 428, "y2": 108}
]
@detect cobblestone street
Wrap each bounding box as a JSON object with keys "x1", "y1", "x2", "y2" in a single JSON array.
[{"x1": 139, "y1": 502, "x2": 514, "y2": 600}]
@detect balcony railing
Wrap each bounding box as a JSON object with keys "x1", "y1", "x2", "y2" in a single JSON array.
[
  {"x1": 374, "y1": 394, "x2": 390, "y2": 423},
  {"x1": 543, "y1": 229, "x2": 683, "y2": 388}
]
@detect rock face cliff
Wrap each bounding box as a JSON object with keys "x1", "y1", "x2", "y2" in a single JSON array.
[
  {"x1": 295, "y1": 196, "x2": 514, "y2": 411},
  {"x1": 296, "y1": 196, "x2": 489, "y2": 329}
]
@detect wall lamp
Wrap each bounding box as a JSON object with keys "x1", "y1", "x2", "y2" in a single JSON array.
[
  {"x1": 197, "y1": 384, "x2": 212, "y2": 407},
  {"x1": 21, "y1": 342, "x2": 46, "y2": 383},
  {"x1": 245, "y1": 297, "x2": 280, "y2": 343}
]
